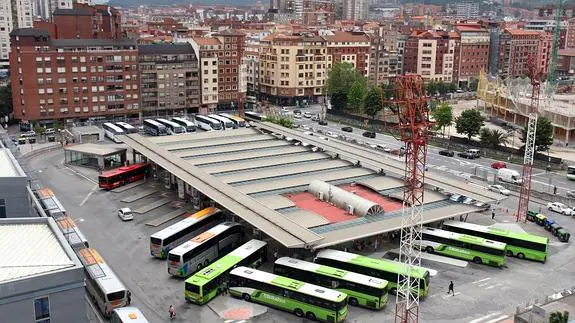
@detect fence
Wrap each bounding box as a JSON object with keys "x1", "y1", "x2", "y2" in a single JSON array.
[{"x1": 514, "y1": 287, "x2": 575, "y2": 323}]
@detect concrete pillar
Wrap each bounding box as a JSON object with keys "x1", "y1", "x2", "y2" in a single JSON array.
[
  {"x1": 132, "y1": 150, "x2": 137, "y2": 164},
  {"x1": 98, "y1": 157, "x2": 105, "y2": 169},
  {"x1": 566, "y1": 129, "x2": 570, "y2": 145},
  {"x1": 177, "y1": 178, "x2": 185, "y2": 200}
]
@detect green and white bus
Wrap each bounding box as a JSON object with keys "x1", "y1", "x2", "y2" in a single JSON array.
[
  {"x1": 274, "y1": 257, "x2": 388, "y2": 310},
  {"x1": 185, "y1": 239, "x2": 267, "y2": 304},
  {"x1": 441, "y1": 220, "x2": 548, "y2": 262},
  {"x1": 421, "y1": 227, "x2": 507, "y2": 267},
  {"x1": 567, "y1": 165, "x2": 575, "y2": 181},
  {"x1": 314, "y1": 249, "x2": 430, "y2": 296},
  {"x1": 229, "y1": 266, "x2": 348, "y2": 322}
]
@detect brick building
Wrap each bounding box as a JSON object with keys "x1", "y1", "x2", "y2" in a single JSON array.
[
  {"x1": 213, "y1": 30, "x2": 247, "y2": 110},
  {"x1": 302, "y1": 0, "x2": 335, "y2": 25},
  {"x1": 138, "y1": 43, "x2": 200, "y2": 117},
  {"x1": 366, "y1": 23, "x2": 403, "y2": 86},
  {"x1": 497, "y1": 28, "x2": 552, "y2": 78},
  {"x1": 10, "y1": 28, "x2": 140, "y2": 122},
  {"x1": 324, "y1": 31, "x2": 371, "y2": 77},
  {"x1": 52, "y1": 4, "x2": 122, "y2": 40},
  {"x1": 404, "y1": 30, "x2": 460, "y2": 83},
  {"x1": 455, "y1": 24, "x2": 490, "y2": 87}
]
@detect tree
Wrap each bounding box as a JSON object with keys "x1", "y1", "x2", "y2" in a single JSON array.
[
  {"x1": 436, "y1": 81, "x2": 448, "y2": 95},
  {"x1": 382, "y1": 83, "x2": 394, "y2": 99},
  {"x1": 0, "y1": 84, "x2": 12, "y2": 119},
  {"x1": 447, "y1": 82, "x2": 457, "y2": 93},
  {"x1": 549, "y1": 311, "x2": 569, "y2": 323},
  {"x1": 426, "y1": 81, "x2": 438, "y2": 96},
  {"x1": 432, "y1": 102, "x2": 454, "y2": 137},
  {"x1": 347, "y1": 78, "x2": 367, "y2": 112},
  {"x1": 363, "y1": 86, "x2": 383, "y2": 119},
  {"x1": 521, "y1": 116, "x2": 554, "y2": 152},
  {"x1": 455, "y1": 109, "x2": 485, "y2": 140},
  {"x1": 480, "y1": 128, "x2": 509, "y2": 149},
  {"x1": 326, "y1": 62, "x2": 363, "y2": 112},
  {"x1": 329, "y1": 91, "x2": 348, "y2": 112}
]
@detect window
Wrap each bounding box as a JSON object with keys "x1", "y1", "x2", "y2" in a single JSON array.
[
  {"x1": 57, "y1": 67, "x2": 66, "y2": 73},
  {"x1": 34, "y1": 296, "x2": 50, "y2": 322}
]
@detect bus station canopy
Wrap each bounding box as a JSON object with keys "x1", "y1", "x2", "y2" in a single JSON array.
[{"x1": 64, "y1": 143, "x2": 126, "y2": 157}]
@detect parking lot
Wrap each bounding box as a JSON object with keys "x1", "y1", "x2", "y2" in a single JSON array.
[{"x1": 29, "y1": 148, "x2": 575, "y2": 323}]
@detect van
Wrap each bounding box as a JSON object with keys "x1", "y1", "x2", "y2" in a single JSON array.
[{"x1": 497, "y1": 168, "x2": 522, "y2": 185}]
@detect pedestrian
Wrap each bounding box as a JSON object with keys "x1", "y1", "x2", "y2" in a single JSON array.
[
  {"x1": 127, "y1": 291, "x2": 131, "y2": 305},
  {"x1": 168, "y1": 305, "x2": 176, "y2": 320},
  {"x1": 222, "y1": 281, "x2": 228, "y2": 295},
  {"x1": 273, "y1": 248, "x2": 279, "y2": 261},
  {"x1": 448, "y1": 281, "x2": 454, "y2": 296},
  {"x1": 553, "y1": 185, "x2": 557, "y2": 195},
  {"x1": 491, "y1": 210, "x2": 495, "y2": 220}
]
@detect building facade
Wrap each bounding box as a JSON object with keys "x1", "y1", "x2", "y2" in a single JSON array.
[
  {"x1": 52, "y1": 4, "x2": 123, "y2": 40},
  {"x1": 455, "y1": 1, "x2": 479, "y2": 20},
  {"x1": 213, "y1": 30, "x2": 247, "y2": 110},
  {"x1": 10, "y1": 29, "x2": 140, "y2": 121},
  {"x1": 302, "y1": 0, "x2": 335, "y2": 25},
  {"x1": 324, "y1": 31, "x2": 371, "y2": 77},
  {"x1": 0, "y1": 0, "x2": 33, "y2": 70},
  {"x1": 0, "y1": 148, "x2": 28, "y2": 218},
  {"x1": 343, "y1": 0, "x2": 368, "y2": 21},
  {"x1": 455, "y1": 24, "x2": 490, "y2": 87},
  {"x1": 138, "y1": 43, "x2": 200, "y2": 116},
  {"x1": 33, "y1": 0, "x2": 72, "y2": 21},
  {"x1": 189, "y1": 37, "x2": 221, "y2": 113},
  {"x1": 404, "y1": 30, "x2": 460, "y2": 83},
  {"x1": 497, "y1": 28, "x2": 552, "y2": 78},
  {"x1": 366, "y1": 23, "x2": 403, "y2": 85}
]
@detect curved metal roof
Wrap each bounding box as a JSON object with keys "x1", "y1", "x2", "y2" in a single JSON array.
[{"x1": 308, "y1": 180, "x2": 384, "y2": 217}]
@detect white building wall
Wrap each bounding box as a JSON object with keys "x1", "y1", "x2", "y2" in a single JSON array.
[{"x1": 0, "y1": 0, "x2": 33, "y2": 70}]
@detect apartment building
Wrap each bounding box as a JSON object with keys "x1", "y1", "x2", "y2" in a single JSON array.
[
  {"x1": 366, "y1": 23, "x2": 403, "y2": 85},
  {"x1": 259, "y1": 32, "x2": 327, "y2": 105},
  {"x1": 404, "y1": 30, "x2": 460, "y2": 83},
  {"x1": 497, "y1": 28, "x2": 552, "y2": 78},
  {"x1": 302, "y1": 0, "x2": 335, "y2": 25},
  {"x1": 52, "y1": 4, "x2": 123, "y2": 40},
  {"x1": 245, "y1": 42, "x2": 260, "y2": 98},
  {"x1": 188, "y1": 37, "x2": 221, "y2": 113},
  {"x1": 343, "y1": 0, "x2": 368, "y2": 21},
  {"x1": 455, "y1": 24, "x2": 490, "y2": 87},
  {"x1": 324, "y1": 31, "x2": 371, "y2": 77},
  {"x1": 566, "y1": 19, "x2": 575, "y2": 49},
  {"x1": 10, "y1": 28, "x2": 140, "y2": 121},
  {"x1": 455, "y1": 1, "x2": 479, "y2": 20},
  {"x1": 213, "y1": 29, "x2": 246, "y2": 110},
  {"x1": 138, "y1": 43, "x2": 200, "y2": 116},
  {"x1": 0, "y1": 0, "x2": 33, "y2": 70},
  {"x1": 34, "y1": 0, "x2": 72, "y2": 20}
]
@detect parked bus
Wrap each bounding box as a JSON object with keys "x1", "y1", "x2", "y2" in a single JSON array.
[
  {"x1": 103, "y1": 122, "x2": 125, "y2": 143},
  {"x1": 172, "y1": 117, "x2": 197, "y2": 133},
  {"x1": 115, "y1": 122, "x2": 138, "y2": 134},
  {"x1": 244, "y1": 111, "x2": 266, "y2": 121},
  {"x1": 441, "y1": 220, "x2": 548, "y2": 262},
  {"x1": 156, "y1": 118, "x2": 185, "y2": 135},
  {"x1": 568, "y1": 165, "x2": 575, "y2": 181},
  {"x1": 219, "y1": 113, "x2": 246, "y2": 128},
  {"x1": 420, "y1": 227, "x2": 507, "y2": 267},
  {"x1": 274, "y1": 257, "x2": 388, "y2": 310},
  {"x1": 143, "y1": 119, "x2": 167, "y2": 136},
  {"x1": 195, "y1": 115, "x2": 222, "y2": 131},
  {"x1": 314, "y1": 249, "x2": 430, "y2": 296},
  {"x1": 55, "y1": 215, "x2": 90, "y2": 250},
  {"x1": 77, "y1": 248, "x2": 128, "y2": 318},
  {"x1": 150, "y1": 207, "x2": 224, "y2": 259},
  {"x1": 111, "y1": 307, "x2": 150, "y2": 323},
  {"x1": 98, "y1": 163, "x2": 149, "y2": 190},
  {"x1": 185, "y1": 239, "x2": 267, "y2": 304},
  {"x1": 229, "y1": 266, "x2": 348, "y2": 322},
  {"x1": 167, "y1": 222, "x2": 242, "y2": 277},
  {"x1": 36, "y1": 188, "x2": 67, "y2": 218},
  {"x1": 209, "y1": 114, "x2": 234, "y2": 129}
]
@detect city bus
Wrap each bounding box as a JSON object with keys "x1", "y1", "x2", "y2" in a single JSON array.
[
  {"x1": 98, "y1": 163, "x2": 149, "y2": 190},
  {"x1": 195, "y1": 115, "x2": 222, "y2": 131},
  {"x1": 77, "y1": 248, "x2": 129, "y2": 318},
  {"x1": 185, "y1": 239, "x2": 267, "y2": 304},
  {"x1": 441, "y1": 220, "x2": 548, "y2": 262},
  {"x1": 314, "y1": 249, "x2": 430, "y2": 297},
  {"x1": 143, "y1": 119, "x2": 168, "y2": 136},
  {"x1": 156, "y1": 118, "x2": 185, "y2": 135},
  {"x1": 420, "y1": 227, "x2": 507, "y2": 267},
  {"x1": 110, "y1": 307, "x2": 150, "y2": 323},
  {"x1": 36, "y1": 188, "x2": 67, "y2": 218},
  {"x1": 172, "y1": 117, "x2": 197, "y2": 133},
  {"x1": 115, "y1": 122, "x2": 138, "y2": 134},
  {"x1": 244, "y1": 111, "x2": 266, "y2": 122},
  {"x1": 167, "y1": 222, "x2": 242, "y2": 277},
  {"x1": 229, "y1": 266, "x2": 349, "y2": 322},
  {"x1": 209, "y1": 114, "x2": 235, "y2": 129},
  {"x1": 274, "y1": 257, "x2": 388, "y2": 310},
  {"x1": 568, "y1": 165, "x2": 575, "y2": 180},
  {"x1": 150, "y1": 207, "x2": 224, "y2": 259},
  {"x1": 103, "y1": 122, "x2": 125, "y2": 143},
  {"x1": 219, "y1": 113, "x2": 246, "y2": 128},
  {"x1": 55, "y1": 215, "x2": 90, "y2": 251}
]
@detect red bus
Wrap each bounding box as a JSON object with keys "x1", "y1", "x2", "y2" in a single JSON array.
[{"x1": 98, "y1": 163, "x2": 150, "y2": 190}]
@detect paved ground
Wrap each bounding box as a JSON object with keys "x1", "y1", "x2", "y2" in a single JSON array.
[{"x1": 27, "y1": 147, "x2": 575, "y2": 323}]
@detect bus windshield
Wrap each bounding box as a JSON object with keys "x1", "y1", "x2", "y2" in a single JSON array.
[{"x1": 568, "y1": 166, "x2": 575, "y2": 180}]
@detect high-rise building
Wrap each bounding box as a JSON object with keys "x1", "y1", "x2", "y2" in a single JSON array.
[
  {"x1": 343, "y1": 0, "x2": 368, "y2": 21},
  {"x1": 497, "y1": 28, "x2": 552, "y2": 78},
  {"x1": 455, "y1": 24, "x2": 490, "y2": 87},
  {"x1": 404, "y1": 30, "x2": 461, "y2": 83},
  {"x1": 366, "y1": 23, "x2": 404, "y2": 85},
  {"x1": 455, "y1": 1, "x2": 479, "y2": 20},
  {"x1": 52, "y1": 4, "x2": 123, "y2": 40},
  {"x1": 213, "y1": 29, "x2": 246, "y2": 110},
  {"x1": 324, "y1": 31, "x2": 371, "y2": 76},
  {"x1": 188, "y1": 37, "x2": 221, "y2": 114},
  {"x1": 33, "y1": 0, "x2": 73, "y2": 21},
  {"x1": 0, "y1": 0, "x2": 34, "y2": 70}
]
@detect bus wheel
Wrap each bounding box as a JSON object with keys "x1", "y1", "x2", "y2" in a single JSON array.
[
  {"x1": 242, "y1": 293, "x2": 251, "y2": 302},
  {"x1": 294, "y1": 308, "x2": 304, "y2": 318},
  {"x1": 506, "y1": 250, "x2": 513, "y2": 257},
  {"x1": 204, "y1": 259, "x2": 210, "y2": 267},
  {"x1": 197, "y1": 263, "x2": 203, "y2": 271},
  {"x1": 348, "y1": 298, "x2": 358, "y2": 306},
  {"x1": 517, "y1": 253, "x2": 525, "y2": 259},
  {"x1": 305, "y1": 312, "x2": 317, "y2": 321},
  {"x1": 390, "y1": 287, "x2": 397, "y2": 295},
  {"x1": 473, "y1": 257, "x2": 482, "y2": 264},
  {"x1": 426, "y1": 246, "x2": 434, "y2": 253}
]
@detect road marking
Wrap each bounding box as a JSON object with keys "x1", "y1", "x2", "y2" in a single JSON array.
[
  {"x1": 442, "y1": 292, "x2": 461, "y2": 299},
  {"x1": 80, "y1": 185, "x2": 98, "y2": 207},
  {"x1": 485, "y1": 315, "x2": 509, "y2": 323},
  {"x1": 64, "y1": 164, "x2": 98, "y2": 185},
  {"x1": 469, "y1": 312, "x2": 502, "y2": 323},
  {"x1": 472, "y1": 277, "x2": 491, "y2": 284},
  {"x1": 485, "y1": 283, "x2": 503, "y2": 290},
  {"x1": 478, "y1": 283, "x2": 490, "y2": 287}
]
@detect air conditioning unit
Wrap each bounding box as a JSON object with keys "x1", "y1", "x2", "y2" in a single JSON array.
[
  {"x1": 317, "y1": 192, "x2": 324, "y2": 201},
  {"x1": 347, "y1": 205, "x2": 354, "y2": 215}
]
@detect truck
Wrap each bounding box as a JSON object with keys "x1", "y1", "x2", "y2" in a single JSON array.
[
  {"x1": 457, "y1": 149, "x2": 481, "y2": 159},
  {"x1": 497, "y1": 168, "x2": 522, "y2": 185}
]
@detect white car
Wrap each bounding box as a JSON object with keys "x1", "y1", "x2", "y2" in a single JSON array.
[
  {"x1": 487, "y1": 184, "x2": 510, "y2": 196},
  {"x1": 304, "y1": 112, "x2": 312, "y2": 118},
  {"x1": 547, "y1": 202, "x2": 574, "y2": 215},
  {"x1": 294, "y1": 114, "x2": 302, "y2": 119},
  {"x1": 301, "y1": 125, "x2": 310, "y2": 130},
  {"x1": 303, "y1": 131, "x2": 313, "y2": 136},
  {"x1": 326, "y1": 131, "x2": 338, "y2": 138},
  {"x1": 281, "y1": 107, "x2": 289, "y2": 112},
  {"x1": 118, "y1": 208, "x2": 134, "y2": 221}
]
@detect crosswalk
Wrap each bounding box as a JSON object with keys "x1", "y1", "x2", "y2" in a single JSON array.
[{"x1": 469, "y1": 312, "x2": 510, "y2": 323}]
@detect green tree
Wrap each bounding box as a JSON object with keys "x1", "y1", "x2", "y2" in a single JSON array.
[
  {"x1": 436, "y1": 81, "x2": 448, "y2": 95},
  {"x1": 480, "y1": 128, "x2": 509, "y2": 149},
  {"x1": 521, "y1": 116, "x2": 554, "y2": 152},
  {"x1": 347, "y1": 78, "x2": 367, "y2": 112},
  {"x1": 0, "y1": 84, "x2": 12, "y2": 119},
  {"x1": 426, "y1": 81, "x2": 438, "y2": 96},
  {"x1": 382, "y1": 83, "x2": 394, "y2": 99},
  {"x1": 363, "y1": 86, "x2": 383, "y2": 119},
  {"x1": 326, "y1": 62, "x2": 363, "y2": 112},
  {"x1": 329, "y1": 91, "x2": 348, "y2": 112},
  {"x1": 33, "y1": 123, "x2": 46, "y2": 135},
  {"x1": 455, "y1": 109, "x2": 485, "y2": 140},
  {"x1": 447, "y1": 82, "x2": 457, "y2": 93},
  {"x1": 432, "y1": 102, "x2": 454, "y2": 137},
  {"x1": 549, "y1": 311, "x2": 569, "y2": 323}
]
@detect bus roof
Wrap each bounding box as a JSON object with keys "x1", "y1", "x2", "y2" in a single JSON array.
[
  {"x1": 169, "y1": 222, "x2": 239, "y2": 256},
  {"x1": 37, "y1": 188, "x2": 55, "y2": 199},
  {"x1": 230, "y1": 266, "x2": 347, "y2": 302},
  {"x1": 115, "y1": 122, "x2": 135, "y2": 128},
  {"x1": 103, "y1": 122, "x2": 124, "y2": 133},
  {"x1": 443, "y1": 220, "x2": 548, "y2": 245},
  {"x1": 195, "y1": 115, "x2": 219, "y2": 123},
  {"x1": 112, "y1": 307, "x2": 150, "y2": 323},
  {"x1": 157, "y1": 118, "x2": 183, "y2": 128},
  {"x1": 151, "y1": 207, "x2": 220, "y2": 240},
  {"x1": 209, "y1": 114, "x2": 233, "y2": 123},
  {"x1": 144, "y1": 119, "x2": 164, "y2": 126},
  {"x1": 219, "y1": 113, "x2": 245, "y2": 122},
  {"x1": 316, "y1": 249, "x2": 429, "y2": 278},
  {"x1": 172, "y1": 117, "x2": 195, "y2": 125},
  {"x1": 99, "y1": 163, "x2": 149, "y2": 179},
  {"x1": 275, "y1": 257, "x2": 388, "y2": 289},
  {"x1": 422, "y1": 227, "x2": 507, "y2": 250},
  {"x1": 186, "y1": 239, "x2": 267, "y2": 286},
  {"x1": 77, "y1": 248, "x2": 126, "y2": 294}
]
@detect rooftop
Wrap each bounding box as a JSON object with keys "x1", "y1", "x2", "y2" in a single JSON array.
[
  {"x1": 0, "y1": 149, "x2": 25, "y2": 178},
  {"x1": 10, "y1": 28, "x2": 50, "y2": 38},
  {"x1": 138, "y1": 43, "x2": 194, "y2": 55},
  {"x1": 64, "y1": 143, "x2": 127, "y2": 157},
  {"x1": 52, "y1": 8, "x2": 93, "y2": 16},
  {"x1": 192, "y1": 37, "x2": 222, "y2": 46},
  {"x1": 323, "y1": 31, "x2": 370, "y2": 43},
  {"x1": 52, "y1": 39, "x2": 137, "y2": 48},
  {"x1": 504, "y1": 28, "x2": 543, "y2": 36}
]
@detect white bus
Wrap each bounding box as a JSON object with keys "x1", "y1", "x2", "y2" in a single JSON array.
[
  {"x1": 209, "y1": 114, "x2": 234, "y2": 129},
  {"x1": 115, "y1": 122, "x2": 138, "y2": 134},
  {"x1": 103, "y1": 122, "x2": 125, "y2": 143},
  {"x1": 156, "y1": 118, "x2": 185, "y2": 135},
  {"x1": 55, "y1": 215, "x2": 90, "y2": 251},
  {"x1": 219, "y1": 113, "x2": 246, "y2": 128},
  {"x1": 36, "y1": 188, "x2": 66, "y2": 218},
  {"x1": 167, "y1": 222, "x2": 242, "y2": 277},
  {"x1": 111, "y1": 307, "x2": 150, "y2": 323},
  {"x1": 143, "y1": 119, "x2": 168, "y2": 136},
  {"x1": 77, "y1": 248, "x2": 128, "y2": 318},
  {"x1": 150, "y1": 207, "x2": 224, "y2": 259},
  {"x1": 195, "y1": 115, "x2": 222, "y2": 131},
  {"x1": 172, "y1": 117, "x2": 197, "y2": 133}
]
